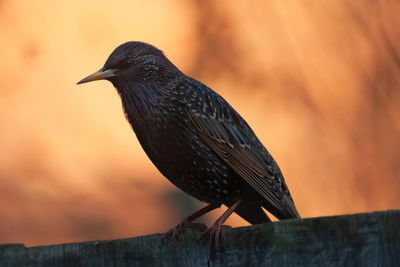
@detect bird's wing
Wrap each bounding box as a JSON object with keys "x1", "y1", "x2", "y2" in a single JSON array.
[{"x1": 184, "y1": 84, "x2": 299, "y2": 219}]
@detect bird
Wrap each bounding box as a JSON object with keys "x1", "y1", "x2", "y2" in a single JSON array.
[{"x1": 77, "y1": 41, "x2": 300, "y2": 258}]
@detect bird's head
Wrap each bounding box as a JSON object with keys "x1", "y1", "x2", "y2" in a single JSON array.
[{"x1": 77, "y1": 41, "x2": 178, "y2": 90}]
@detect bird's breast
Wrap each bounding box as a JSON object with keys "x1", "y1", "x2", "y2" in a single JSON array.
[{"x1": 125, "y1": 104, "x2": 241, "y2": 203}]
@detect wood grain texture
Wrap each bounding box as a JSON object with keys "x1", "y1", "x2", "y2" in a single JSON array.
[{"x1": 0, "y1": 210, "x2": 399, "y2": 266}]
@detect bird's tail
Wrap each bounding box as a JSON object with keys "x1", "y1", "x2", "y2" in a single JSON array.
[
  {"x1": 234, "y1": 204, "x2": 271, "y2": 225},
  {"x1": 264, "y1": 195, "x2": 301, "y2": 220}
]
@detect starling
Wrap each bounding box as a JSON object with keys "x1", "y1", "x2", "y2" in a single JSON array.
[{"x1": 78, "y1": 41, "x2": 300, "y2": 257}]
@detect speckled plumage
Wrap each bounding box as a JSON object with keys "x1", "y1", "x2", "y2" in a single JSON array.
[{"x1": 78, "y1": 41, "x2": 300, "y2": 227}]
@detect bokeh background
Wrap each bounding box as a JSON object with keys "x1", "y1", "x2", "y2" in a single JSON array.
[{"x1": 0, "y1": 0, "x2": 399, "y2": 246}]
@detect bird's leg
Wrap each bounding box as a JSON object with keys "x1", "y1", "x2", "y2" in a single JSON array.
[
  {"x1": 200, "y1": 200, "x2": 242, "y2": 260},
  {"x1": 164, "y1": 203, "x2": 220, "y2": 239}
]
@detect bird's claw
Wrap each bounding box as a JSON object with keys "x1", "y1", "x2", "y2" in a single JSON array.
[
  {"x1": 164, "y1": 220, "x2": 208, "y2": 240},
  {"x1": 198, "y1": 224, "x2": 232, "y2": 259},
  {"x1": 198, "y1": 224, "x2": 232, "y2": 241}
]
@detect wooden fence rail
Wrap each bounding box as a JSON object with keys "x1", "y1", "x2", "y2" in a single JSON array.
[{"x1": 0, "y1": 210, "x2": 399, "y2": 266}]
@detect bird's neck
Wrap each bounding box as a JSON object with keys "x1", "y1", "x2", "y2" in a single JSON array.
[
  {"x1": 119, "y1": 85, "x2": 162, "y2": 116},
  {"x1": 113, "y1": 74, "x2": 185, "y2": 130}
]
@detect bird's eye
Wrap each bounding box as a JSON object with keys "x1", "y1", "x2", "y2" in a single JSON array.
[{"x1": 111, "y1": 60, "x2": 130, "y2": 70}]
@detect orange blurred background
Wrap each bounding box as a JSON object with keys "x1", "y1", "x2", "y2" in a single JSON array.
[{"x1": 0, "y1": 0, "x2": 399, "y2": 246}]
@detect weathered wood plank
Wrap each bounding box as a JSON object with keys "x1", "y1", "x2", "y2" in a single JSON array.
[{"x1": 0, "y1": 210, "x2": 399, "y2": 266}]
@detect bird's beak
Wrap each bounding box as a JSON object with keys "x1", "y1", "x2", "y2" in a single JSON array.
[{"x1": 77, "y1": 68, "x2": 117, "y2": 85}]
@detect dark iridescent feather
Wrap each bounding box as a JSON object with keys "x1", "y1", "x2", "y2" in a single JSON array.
[
  {"x1": 78, "y1": 41, "x2": 300, "y2": 227},
  {"x1": 182, "y1": 77, "x2": 300, "y2": 219}
]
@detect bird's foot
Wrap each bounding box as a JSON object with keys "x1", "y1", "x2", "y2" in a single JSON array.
[
  {"x1": 198, "y1": 200, "x2": 241, "y2": 260},
  {"x1": 198, "y1": 224, "x2": 232, "y2": 260},
  {"x1": 164, "y1": 219, "x2": 208, "y2": 240}
]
